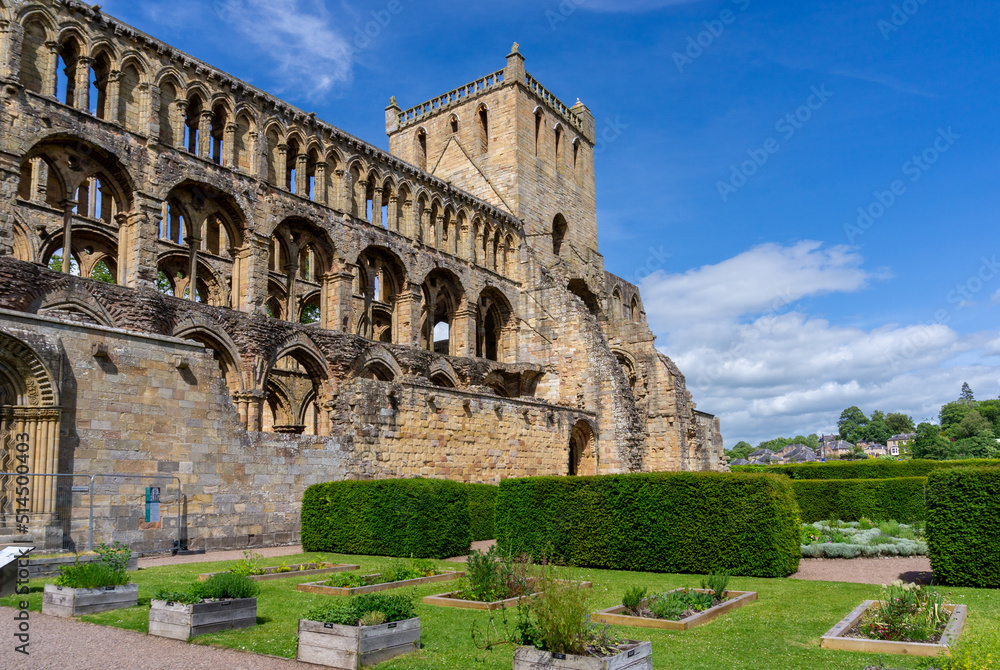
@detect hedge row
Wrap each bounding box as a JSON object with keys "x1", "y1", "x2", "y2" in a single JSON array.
[
  {"x1": 495, "y1": 471, "x2": 800, "y2": 578},
  {"x1": 732, "y1": 458, "x2": 999, "y2": 480},
  {"x1": 791, "y1": 477, "x2": 927, "y2": 523},
  {"x1": 926, "y1": 466, "x2": 1000, "y2": 587},
  {"x1": 467, "y1": 483, "x2": 498, "y2": 541},
  {"x1": 301, "y1": 478, "x2": 471, "y2": 559}
]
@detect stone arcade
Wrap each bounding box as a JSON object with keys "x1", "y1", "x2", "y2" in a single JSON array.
[{"x1": 0, "y1": 0, "x2": 725, "y2": 552}]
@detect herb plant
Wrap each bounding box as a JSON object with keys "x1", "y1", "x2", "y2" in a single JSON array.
[
  {"x1": 56, "y1": 542, "x2": 132, "y2": 589},
  {"x1": 305, "y1": 593, "x2": 415, "y2": 626},
  {"x1": 860, "y1": 581, "x2": 949, "y2": 642}
]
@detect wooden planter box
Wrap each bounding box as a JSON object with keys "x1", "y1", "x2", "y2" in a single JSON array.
[
  {"x1": 820, "y1": 600, "x2": 967, "y2": 657},
  {"x1": 297, "y1": 616, "x2": 420, "y2": 669},
  {"x1": 297, "y1": 570, "x2": 463, "y2": 596},
  {"x1": 197, "y1": 562, "x2": 359, "y2": 582},
  {"x1": 28, "y1": 554, "x2": 139, "y2": 580},
  {"x1": 148, "y1": 597, "x2": 257, "y2": 640},
  {"x1": 423, "y1": 580, "x2": 592, "y2": 611},
  {"x1": 42, "y1": 583, "x2": 138, "y2": 617},
  {"x1": 513, "y1": 641, "x2": 652, "y2": 670},
  {"x1": 592, "y1": 589, "x2": 757, "y2": 631}
]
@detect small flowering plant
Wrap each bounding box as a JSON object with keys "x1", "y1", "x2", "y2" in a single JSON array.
[{"x1": 860, "y1": 580, "x2": 949, "y2": 642}]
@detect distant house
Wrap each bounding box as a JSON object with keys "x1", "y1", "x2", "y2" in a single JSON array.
[
  {"x1": 887, "y1": 433, "x2": 917, "y2": 457},
  {"x1": 776, "y1": 443, "x2": 818, "y2": 463},
  {"x1": 730, "y1": 458, "x2": 751, "y2": 466},
  {"x1": 817, "y1": 439, "x2": 854, "y2": 460},
  {"x1": 860, "y1": 442, "x2": 888, "y2": 458}
]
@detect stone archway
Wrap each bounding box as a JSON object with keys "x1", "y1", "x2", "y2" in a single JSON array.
[
  {"x1": 568, "y1": 419, "x2": 597, "y2": 476},
  {"x1": 0, "y1": 333, "x2": 62, "y2": 532}
]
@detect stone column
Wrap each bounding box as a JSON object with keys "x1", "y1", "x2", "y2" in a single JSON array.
[
  {"x1": 326, "y1": 271, "x2": 355, "y2": 333},
  {"x1": 223, "y1": 122, "x2": 237, "y2": 168},
  {"x1": 452, "y1": 307, "x2": 475, "y2": 357},
  {"x1": 74, "y1": 56, "x2": 92, "y2": 111},
  {"x1": 185, "y1": 213, "x2": 206, "y2": 301},
  {"x1": 60, "y1": 198, "x2": 77, "y2": 274},
  {"x1": 355, "y1": 179, "x2": 367, "y2": 220},
  {"x1": 372, "y1": 187, "x2": 383, "y2": 228},
  {"x1": 43, "y1": 41, "x2": 60, "y2": 97},
  {"x1": 240, "y1": 390, "x2": 267, "y2": 432},
  {"x1": 276, "y1": 144, "x2": 289, "y2": 189},
  {"x1": 105, "y1": 70, "x2": 121, "y2": 122},
  {"x1": 245, "y1": 233, "x2": 270, "y2": 313},
  {"x1": 434, "y1": 213, "x2": 444, "y2": 249},
  {"x1": 198, "y1": 110, "x2": 213, "y2": 159},
  {"x1": 29, "y1": 157, "x2": 48, "y2": 203},
  {"x1": 0, "y1": 18, "x2": 14, "y2": 80},
  {"x1": 172, "y1": 99, "x2": 188, "y2": 150},
  {"x1": 315, "y1": 162, "x2": 328, "y2": 205},
  {"x1": 387, "y1": 195, "x2": 398, "y2": 232},
  {"x1": 146, "y1": 84, "x2": 161, "y2": 141},
  {"x1": 248, "y1": 131, "x2": 260, "y2": 175},
  {"x1": 283, "y1": 261, "x2": 296, "y2": 321},
  {"x1": 295, "y1": 153, "x2": 308, "y2": 196},
  {"x1": 395, "y1": 282, "x2": 422, "y2": 347}
]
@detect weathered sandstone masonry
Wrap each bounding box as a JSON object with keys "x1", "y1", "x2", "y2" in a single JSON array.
[{"x1": 0, "y1": 0, "x2": 724, "y2": 551}]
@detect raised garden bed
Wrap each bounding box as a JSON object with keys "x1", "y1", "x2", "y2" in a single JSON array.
[
  {"x1": 513, "y1": 641, "x2": 652, "y2": 670},
  {"x1": 297, "y1": 570, "x2": 463, "y2": 596},
  {"x1": 422, "y1": 580, "x2": 593, "y2": 611},
  {"x1": 28, "y1": 554, "x2": 139, "y2": 580},
  {"x1": 591, "y1": 589, "x2": 757, "y2": 631},
  {"x1": 42, "y1": 583, "x2": 138, "y2": 617},
  {"x1": 819, "y1": 600, "x2": 967, "y2": 656},
  {"x1": 148, "y1": 597, "x2": 258, "y2": 640},
  {"x1": 297, "y1": 616, "x2": 420, "y2": 669},
  {"x1": 197, "y1": 562, "x2": 358, "y2": 582}
]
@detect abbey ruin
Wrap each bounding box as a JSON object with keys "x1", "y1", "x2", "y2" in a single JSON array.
[{"x1": 0, "y1": 0, "x2": 724, "y2": 552}]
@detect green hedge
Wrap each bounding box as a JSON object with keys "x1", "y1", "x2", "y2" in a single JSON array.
[
  {"x1": 495, "y1": 471, "x2": 800, "y2": 578},
  {"x1": 732, "y1": 458, "x2": 999, "y2": 480},
  {"x1": 467, "y1": 483, "x2": 498, "y2": 541},
  {"x1": 926, "y1": 466, "x2": 1000, "y2": 587},
  {"x1": 792, "y1": 477, "x2": 927, "y2": 523},
  {"x1": 301, "y1": 478, "x2": 471, "y2": 559}
]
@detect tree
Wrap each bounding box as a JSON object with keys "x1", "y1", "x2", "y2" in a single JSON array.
[
  {"x1": 863, "y1": 420, "x2": 892, "y2": 445},
  {"x1": 90, "y1": 259, "x2": 115, "y2": 284},
  {"x1": 725, "y1": 441, "x2": 754, "y2": 461},
  {"x1": 940, "y1": 401, "x2": 973, "y2": 432},
  {"x1": 912, "y1": 423, "x2": 953, "y2": 460},
  {"x1": 838, "y1": 406, "x2": 869, "y2": 441},
  {"x1": 871, "y1": 410, "x2": 886, "y2": 424},
  {"x1": 960, "y1": 382, "x2": 975, "y2": 404},
  {"x1": 885, "y1": 413, "x2": 916, "y2": 435},
  {"x1": 952, "y1": 430, "x2": 998, "y2": 459},
  {"x1": 846, "y1": 444, "x2": 868, "y2": 460},
  {"x1": 957, "y1": 410, "x2": 991, "y2": 439}
]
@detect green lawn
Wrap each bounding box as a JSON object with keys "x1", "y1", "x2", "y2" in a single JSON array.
[{"x1": 4, "y1": 552, "x2": 998, "y2": 669}]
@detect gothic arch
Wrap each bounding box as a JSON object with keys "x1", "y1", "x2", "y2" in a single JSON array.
[
  {"x1": 0, "y1": 333, "x2": 58, "y2": 408},
  {"x1": 173, "y1": 322, "x2": 247, "y2": 392},
  {"x1": 27, "y1": 287, "x2": 116, "y2": 328},
  {"x1": 350, "y1": 345, "x2": 402, "y2": 382},
  {"x1": 569, "y1": 419, "x2": 597, "y2": 476},
  {"x1": 427, "y1": 358, "x2": 459, "y2": 388}
]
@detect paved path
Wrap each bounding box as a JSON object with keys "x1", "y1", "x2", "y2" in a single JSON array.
[
  {"x1": 138, "y1": 544, "x2": 304, "y2": 568},
  {"x1": 790, "y1": 556, "x2": 933, "y2": 585},
  {"x1": 444, "y1": 539, "x2": 496, "y2": 562},
  {"x1": 0, "y1": 607, "x2": 322, "y2": 669}
]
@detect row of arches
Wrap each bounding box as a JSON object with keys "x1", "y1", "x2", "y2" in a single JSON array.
[
  {"x1": 12, "y1": 137, "x2": 519, "y2": 362},
  {"x1": 13, "y1": 10, "x2": 521, "y2": 279}
]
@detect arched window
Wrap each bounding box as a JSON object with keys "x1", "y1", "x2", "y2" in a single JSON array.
[
  {"x1": 19, "y1": 20, "x2": 51, "y2": 95},
  {"x1": 285, "y1": 138, "x2": 301, "y2": 193},
  {"x1": 572, "y1": 138, "x2": 580, "y2": 177},
  {"x1": 210, "y1": 104, "x2": 229, "y2": 165},
  {"x1": 118, "y1": 64, "x2": 143, "y2": 133},
  {"x1": 631, "y1": 296, "x2": 641, "y2": 322},
  {"x1": 235, "y1": 114, "x2": 254, "y2": 172},
  {"x1": 534, "y1": 109, "x2": 543, "y2": 156},
  {"x1": 421, "y1": 271, "x2": 462, "y2": 355},
  {"x1": 611, "y1": 289, "x2": 623, "y2": 320},
  {"x1": 158, "y1": 81, "x2": 178, "y2": 147},
  {"x1": 185, "y1": 95, "x2": 203, "y2": 154},
  {"x1": 57, "y1": 38, "x2": 82, "y2": 107},
  {"x1": 88, "y1": 52, "x2": 112, "y2": 119},
  {"x1": 554, "y1": 124, "x2": 564, "y2": 170},
  {"x1": 476, "y1": 289, "x2": 513, "y2": 362},
  {"x1": 449, "y1": 114, "x2": 459, "y2": 134},
  {"x1": 569, "y1": 420, "x2": 596, "y2": 476},
  {"x1": 552, "y1": 214, "x2": 567, "y2": 256},
  {"x1": 477, "y1": 105, "x2": 489, "y2": 154}
]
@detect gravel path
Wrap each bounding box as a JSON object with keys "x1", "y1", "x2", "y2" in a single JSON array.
[
  {"x1": 138, "y1": 544, "x2": 304, "y2": 568},
  {"x1": 0, "y1": 607, "x2": 322, "y2": 669},
  {"x1": 790, "y1": 556, "x2": 933, "y2": 585}
]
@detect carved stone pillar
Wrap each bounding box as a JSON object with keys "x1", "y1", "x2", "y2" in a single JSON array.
[
  {"x1": 452, "y1": 307, "x2": 475, "y2": 357},
  {"x1": 43, "y1": 41, "x2": 60, "y2": 97},
  {"x1": 223, "y1": 122, "x2": 237, "y2": 168},
  {"x1": 315, "y1": 162, "x2": 328, "y2": 205},
  {"x1": 74, "y1": 56, "x2": 92, "y2": 111},
  {"x1": 434, "y1": 213, "x2": 444, "y2": 249},
  {"x1": 172, "y1": 99, "x2": 188, "y2": 150},
  {"x1": 248, "y1": 131, "x2": 260, "y2": 175},
  {"x1": 387, "y1": 195, "x2": 398, "y2": 232},
  {"x1": 295, "y1": 153, "x2": 308, "y2": 196},
  {"x1": 326, "y1": 271, "x2": 355, "y2": 333},
  {"x1": 105, "y1": 70, "x2": 121, "y2": 122},
  {"x1": 395, "y1": 282, "x2": 423, "y2": 347},
  {"x1": 355, "y1": 179, "x2": 367, "y2": 220},
  {"x1": 372, "y1": 187, "x2": 383, "y2": 228},
  {"x1": 0, "y1": 19, "x2": 12, "y2": 80},
  {"x1": 60, "y1": 198, "x2": 77, "y2": 274},
  {"x1": 198, "y1": 110, "x2": 213, "y2": 159},
  {"x1": 276, "y1": 144, "x2": 289, "y2": 189},
  {"x1": 334, "y1": 169, "x2": 346, "y2": 211},
  {"x1": 235, "y1": 390, "x2": 267, "y2": 431}
]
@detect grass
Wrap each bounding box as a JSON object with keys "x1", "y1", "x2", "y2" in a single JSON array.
[{"x1": 3, "y1": 550, "x2": 998, "y2": 669}]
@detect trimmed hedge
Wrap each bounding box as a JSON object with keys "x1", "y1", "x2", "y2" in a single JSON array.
[
  {"x1": 792, "y1": 477, "x2": 927, "y2": 523},
  {"x1": 467, "y1": 483, "x2": 498, "y2": 541},
  {"x1": 301, "y1": 478, "x2": 471, "y2": 559},
  {"x1": 731, "y1": 458, "x2": 999, "y2": 480},
  {"x1": 495, "y1": 471, "x2": 800, "y2": 577},
  {"x1": 926, "y1": 466, "x2": 1000, "y2": 587}
]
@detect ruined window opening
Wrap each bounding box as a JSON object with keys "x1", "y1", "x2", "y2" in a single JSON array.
[
  {"x1": 449, "y1": 114, "x2": 459, "y2": 134},
  {"x1": 552, "y1": 214, "x2": 567, "y2": 256},
  {"x1": 300, "y1": 299, "x2": 321, "y2": 325},
  {"x1": 555, "y1": 125, "x2": 564, "y2": 169},
  {"x1": 89, "y1": 54, "x2": 111, "y2": 119},
  {"x1": 210, "y1": 106, "x2": 227, "y2": 165},
  {"x1": 477, "y1": 106, "x2": 489, "y2": 154},
  {"x1": 47, "y1": 248, "x2": 80, "y2": 275},
  {"x1": 631, "y1": 296, "x2": 641, "y2": 322},
  {"x1": 185, "y1": 97, "x2": 203, "y2": 154},
  {"x1": 415, "y1": 129, "x2": 427, "y2": 171},
  {"x1": 534, "y1": 110, "x2": 543, "y2": 155}
]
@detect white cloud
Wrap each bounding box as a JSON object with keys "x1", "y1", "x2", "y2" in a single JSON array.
[{"x1": 640, "y1": 242, "x2": 1000, "y2": 446}]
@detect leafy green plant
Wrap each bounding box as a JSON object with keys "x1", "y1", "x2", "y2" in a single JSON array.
[
  {"x1": 622, "y1": 586, "x2": 647, "y2": 615},
  {"x1": 516, "y1": 578, "x2": 620, "y2": 657},
  {"x1": 700, "y1": 570, "x2": 730, "y2": 601},
  {"x1": 230, "y1": 550, "x2": 266, "y2": 577},
  {"x1": 152, "y1": 589, "x2": 202, "y2": 605},
  {"x1": 860, "y1": 581, "x2": 948, "y2": 642},
  {"x1": 918, "y1": 636, "x2": 1000, "y2": 670},
  {"x1": 56, "y1": 542, "x2": 132, "y2": 589},
  {"x1": 459, "y1": 544, "x2": 535, "y2": 603},
  {"x1": 645, "y1": 589, "x2": 715, "y2": 621},
  {"x1": 305, "y1": 593, "x2": 415, "y2": 626},
  {"x1": 359, "y1": 610, "x2": 386, "y2": 626},
  {"x1": 193, "y1": 572, "x2": 261, "y2": 600},
  {"x1": 326, "y1": 572, "x2": 370, "y2": 588}
]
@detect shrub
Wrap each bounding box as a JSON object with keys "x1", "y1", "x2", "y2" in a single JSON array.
[
  {"x1": 495, "y1": 471, "x2": 800, "y2": 577},
  {"x1": 791, "y1": 477, "x2": 927, "y2": 523},
  {"x1": 516, "y1": 579, "x2": 621, "y2": 657},
  {"x1": 56, "y1": 541, "x2": 132, "y2": 589},
  {"x1": 194, "y1": 572, "x2": 261, "y2": 600},
  {"x1": 926, "y1": 466, "x2": 1000, "y2": 587},
  {"x1": 301, "y1": 478, "x2": 471, "y2": 559},
  {"x1": 230, "y1": 550, "x2": 266, "y2": 577},
  {"x1": 305, "y1": 592, "x2": 415, "y2": 626},
  {"x1": 467, "y1": 483, "x2": 498, "y2": 541},
  {"x1": 731, "y1": 458, "x2": 999, "y2": 480},
  {"x1": 460, "y1": 544, "x2": 536, "y2": 603}
]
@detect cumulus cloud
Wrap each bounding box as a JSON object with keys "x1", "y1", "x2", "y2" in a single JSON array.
[{"x1": 640, "y1": 242, "x2": 1000, "y2": 445}]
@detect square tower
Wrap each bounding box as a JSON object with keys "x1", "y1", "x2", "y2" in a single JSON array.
[{"x1": 386, "y1": 45, "x2": 598, "y2": 267}]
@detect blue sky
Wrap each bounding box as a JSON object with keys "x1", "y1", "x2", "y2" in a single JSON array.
[{"x1": 99, "y1": 0, "x2": 1000, "y2": 446}]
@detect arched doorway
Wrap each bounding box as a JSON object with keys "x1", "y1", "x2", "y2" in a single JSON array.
[{"x1": 568, "y1": 420, "x2": 596, "y2": 476}]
